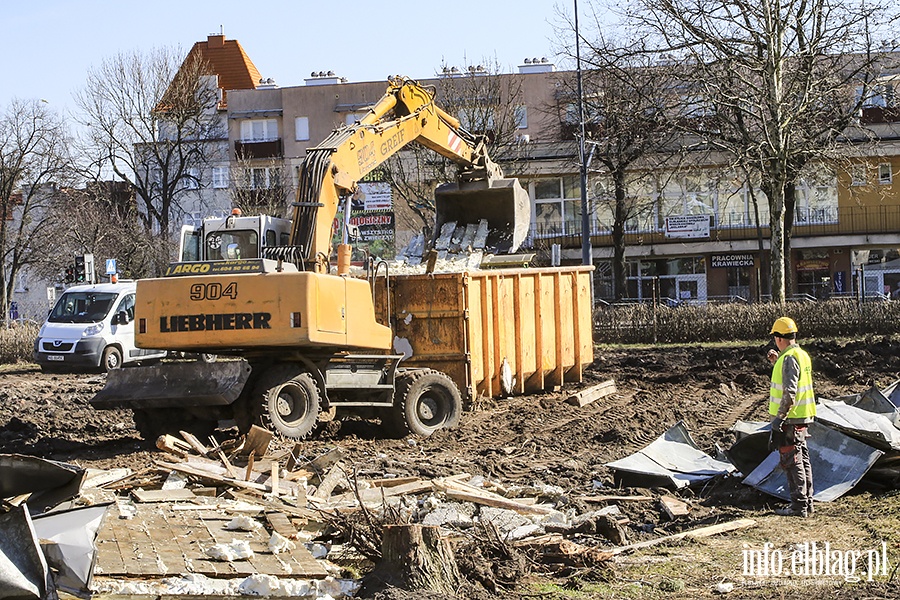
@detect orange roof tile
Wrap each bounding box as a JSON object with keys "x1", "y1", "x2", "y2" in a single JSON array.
[{"x1": 173, "y1": 34, "x2": 262, "y2": 108}]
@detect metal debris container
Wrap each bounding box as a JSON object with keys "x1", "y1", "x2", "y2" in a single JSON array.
[{"x1": 374, "y1": 266, "x2": 594, "y2": 402}]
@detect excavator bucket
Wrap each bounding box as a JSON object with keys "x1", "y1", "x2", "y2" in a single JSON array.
[
  {"x1": 91, "y1": 360, "x2": 252, "y2": 410},
  {"x1": 433, "y1": 177, "x2": 531, "y2": 254}
]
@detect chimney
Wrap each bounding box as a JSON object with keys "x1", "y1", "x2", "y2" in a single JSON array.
[
  {"x1": 518, "y1": 57, "x2": 555, "y2": 74},
  {"x1": 208, "y1": 34, "x2": 225, "y2": 48}
]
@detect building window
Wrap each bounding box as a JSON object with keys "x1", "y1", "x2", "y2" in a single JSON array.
[
  {"x1": 212, "y1": 167, "x2": 229, "y2": 189},
  {"x1": 295, "y1": 117, "x2": 310, "y2": 141},
  {"x1": 184, "y1": 167, "x2": 200, "y2": 190},
  {"x1": 531, "y1": 176, "x2": 581, "y2": 237},
  {"x1": 245, "y1": 167, "x2": 282, "y2": 190},
  {"x1": 851, "y1": 164, "x2": 867, "y2": 186},
  {"x1": 186, "y1": 211, "x2": 202, "y2": 228},
  {"x1": 240, "y1": 119, "x2": 278, "y2": 142},
  {"x1": 879, "y1": 163, "x2": 892, "y2": 185},
  {"x1": 515, "y1": 105, "x2": 528, "y2": 129}
]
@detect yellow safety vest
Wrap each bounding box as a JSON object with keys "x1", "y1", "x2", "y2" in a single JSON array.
[{"x1": 769, "y1": 345, "x2": 816, "y2": 419}]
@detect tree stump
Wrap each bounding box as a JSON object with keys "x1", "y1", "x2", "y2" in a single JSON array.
[{"x1": 364, "y1": 524, "x2": 461, "y2": 596}]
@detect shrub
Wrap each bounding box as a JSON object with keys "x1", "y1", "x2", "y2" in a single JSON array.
[
  {"x1": 0, "y1": 322, "x2": 39, "y2": 364},
  {"x1": 594, "y1": 299, "x2": 900, "y2": 344}
]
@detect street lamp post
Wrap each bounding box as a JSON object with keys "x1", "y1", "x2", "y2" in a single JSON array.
[{"x1": 575, "y1": 0, "x2": 594, "y2": 302}]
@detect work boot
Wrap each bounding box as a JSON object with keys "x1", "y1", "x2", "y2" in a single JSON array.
[
  {"x1": 806, "y1": 499, "x2": 814, "y2": 516},
  {"x1": 774, "y1": 504, "x2": 807, "y2": 517}
]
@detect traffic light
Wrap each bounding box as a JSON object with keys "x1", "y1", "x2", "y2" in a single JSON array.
[
  {"x1": 64, "y1": 267, "x2": 74, "y2": 283},
  {"x1": 74, "y1": 255, "x2": 85, "y2": 283}
]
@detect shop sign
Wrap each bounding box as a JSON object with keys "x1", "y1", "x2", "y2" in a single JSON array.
[
  {"x1": 711, "y1": 254, "x2": 755, "y2": 268},
  {"x1": 665, "y1": 214, "x2": 710, "y2": 238},
  {"x1": 797, "y1": 259, "x2": 829, "y2": 271}
]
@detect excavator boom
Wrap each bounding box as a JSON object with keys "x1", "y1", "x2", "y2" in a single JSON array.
[{"x1": 291, "y1": 76, "x2": 530, "y2": 270}]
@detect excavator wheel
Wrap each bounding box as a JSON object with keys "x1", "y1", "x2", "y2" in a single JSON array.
[
  {"x1": 386, "y1": 369, "x2": 462, "y2": 437},
  {"x1": 254, "y1": 365, "x2": 322, "y2": 440}
]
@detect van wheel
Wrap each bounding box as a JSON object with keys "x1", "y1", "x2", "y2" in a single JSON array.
[{"x1": 101, "y1": 346, "x2": 122, "y2": 372}]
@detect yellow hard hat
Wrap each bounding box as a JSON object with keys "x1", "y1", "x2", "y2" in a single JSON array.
[{"x1": 770, "y1": 316, "x2": 798, "y2": 336}]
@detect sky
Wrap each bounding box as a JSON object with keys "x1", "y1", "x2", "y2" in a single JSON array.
[{"x1": 0, "y1": 0, "x2": 573, "y2": 115}]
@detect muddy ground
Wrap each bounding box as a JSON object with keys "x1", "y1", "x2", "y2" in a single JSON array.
[{"x1": 2, "y1": 337, "x2": 900, "y2": 599}]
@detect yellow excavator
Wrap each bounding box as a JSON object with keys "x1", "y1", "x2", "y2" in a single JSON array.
[{"x1": 92, "y1": 76, "x2": 530, "y2": 440}]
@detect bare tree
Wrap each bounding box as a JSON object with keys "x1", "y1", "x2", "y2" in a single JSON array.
[
  {"x1": 229, "y1": 154, "x2": 291, "y2": 218},
  {"x1": 74, "y1": 47, "x2": 224, "y2": 271},
  {"x1": 553, "y1": 26, "x2": 690, "y2": 299},
  {"x1": 0, "y1": 99, "x2": 74, "y2": 326},
  {"x1": 42, "y1": 182, "x2": 171, "y2": 282},
  {"x1": 380, "y1": 60, "x2": 528, "y2": 242},
  {"x1": 610, "y1": 0, "x2": 900, "y2": 303}
]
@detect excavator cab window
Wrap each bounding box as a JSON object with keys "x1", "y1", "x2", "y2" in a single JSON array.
[{"x1": 206, "y1": 230, "x2": 259, "y2": 261}]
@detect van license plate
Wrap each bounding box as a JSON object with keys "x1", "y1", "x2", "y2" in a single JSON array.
[{"x1": 47, "y1": 355, "x2": 64, "y2": 361}]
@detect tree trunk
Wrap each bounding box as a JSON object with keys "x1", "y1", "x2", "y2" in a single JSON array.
[
  {"x1": 783, "y1": 182, "x2": 796, "y2": 297},
  {"x1": 612, "y1": 170, "x2": 629, "y2": 300},
  {"x1": 364, "y1": 524, "x2": 461, "y2": 596}
]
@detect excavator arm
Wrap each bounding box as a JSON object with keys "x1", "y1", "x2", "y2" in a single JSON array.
[{"x1": 290, "y1": 76, "x2": 529, "y2": 272}]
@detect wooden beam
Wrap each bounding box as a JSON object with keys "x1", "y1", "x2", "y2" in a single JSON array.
[
  {"x1": 179, "y1": 430, "x2": 211, "y2": 457},
  {"x1": 610, "y1": 518, "x2": 757, "y2": 555},
  {"x1": 432, "y1": 477, "x2": 554, "y2": 516},
  {"x1": 659, "y1": 495, "x2": 690, "y2": 519},
  {"x1": 566, "y1": 380, "x2": 617, "y2": 407}
]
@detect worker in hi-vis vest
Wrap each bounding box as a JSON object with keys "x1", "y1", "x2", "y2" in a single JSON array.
[{"x1": 766, "y1": 316, "x2": 816, "y2": 518}]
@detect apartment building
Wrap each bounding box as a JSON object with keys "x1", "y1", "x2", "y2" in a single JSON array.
[{"x1": 181, "y1": 35, "x2": 900, "y2": 305}]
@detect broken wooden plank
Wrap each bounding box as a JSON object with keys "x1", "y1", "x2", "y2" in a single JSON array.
[
  {"x1": 243, "y1": 425, "x2": 273, "y2": 457},
  {"x1": 179, "y1": 430, "x2": 211, "y2": 457},
  {"x1": 287, "y1": 446, "x2": 346, "y2": 475},
  {"x1": 432, "y1": 478, "x2": 554, "y2": 515},
  {"x1": 659, "y1": 495, "x2": 690, "y2": 519},
  {"x1": 245, "y1": 451, "x2": 256, "y2": 482},
  {"x1": 266, "y1": 512, "x2": 298, "y2": 540},
  {"x1": 270, "y1": 462, "x2": 280, "y2": 497},
  {"x1": 313, "y1": 464, "x2": 347, "y2": 500},
  {"x1": 218, "y1": 448, "x2": 239, "y2": 480},
  {"x1": 578, "y1": 494, "x2": 655, "y2": 503},
  {"x1": 226, "y1": 490, "x2": 319, "y2": 521},
  {"x1": 132, "y1": 488, "x2": 198, "y2": 503},
  {"x1": 327, "y1": 478, "x2": 432, "y2": 507},
  {"x1": 156, "y1": 434, "x2": 191, "y2": 457},
  {"x1": 156, "y1": 461, "x2": 270, "y2": 493},
  {"x1": 610, "y1": 518, "x2": 757, "y2": 555},
  {"x1": 566, "y1": 379, "x2": 617, "y2": 407}
]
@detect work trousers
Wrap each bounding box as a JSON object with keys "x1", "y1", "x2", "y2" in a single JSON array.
[{"x1": 778, "y1": 424, "x2": 813, "y2": 512}]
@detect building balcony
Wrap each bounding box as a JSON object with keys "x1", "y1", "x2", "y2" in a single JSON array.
[
  {"x1": 528, "y1": 204, "x2": 900, "y2": 249},
  {"x1": 234, "y1": 139, "x2": 283, "y2": 159}
]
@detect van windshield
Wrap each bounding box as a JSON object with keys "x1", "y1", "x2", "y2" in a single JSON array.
[{"x1": 49, "y1": 292, "x2": 118, "y2": 323}]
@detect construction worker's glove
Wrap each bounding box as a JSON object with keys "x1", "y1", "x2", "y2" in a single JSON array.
[{"x1": 768, "y1": 417, "x2": 785, "y2": 452}]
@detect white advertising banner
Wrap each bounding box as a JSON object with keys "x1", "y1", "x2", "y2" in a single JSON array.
[{"x1": 665, "y1": 214, "x2": 710, "y2": 239}]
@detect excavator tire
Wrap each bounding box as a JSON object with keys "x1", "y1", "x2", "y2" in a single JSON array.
[
  {"x1": 385, "y1": 369, "x2": 462, "y2": 437},
  {"x1": 255, "y1": 365, "x2": 321, "y2": 440}
]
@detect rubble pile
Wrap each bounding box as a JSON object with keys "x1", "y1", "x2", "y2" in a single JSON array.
[
  {"x1": 0, "y1": 416, "x2": 758, "y2": 599},
  {"x1": 3, "y1": 377, "x2": 899, "y2": 598}
]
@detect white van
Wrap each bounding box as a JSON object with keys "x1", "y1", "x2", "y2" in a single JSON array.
[{"x1": 33, "y1": 281, "x2": 167, "y2": 373}]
